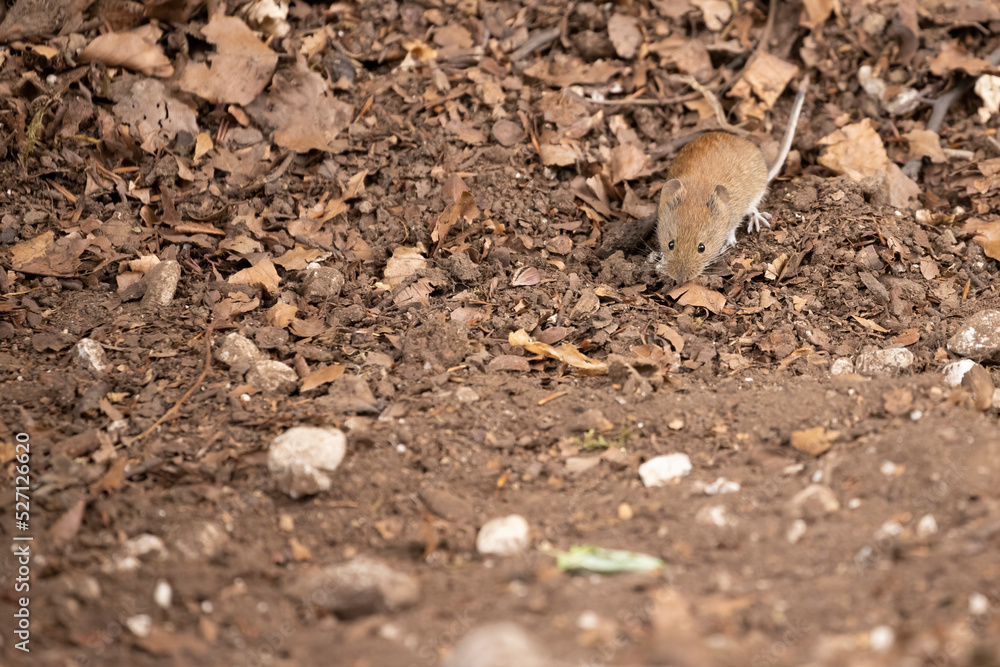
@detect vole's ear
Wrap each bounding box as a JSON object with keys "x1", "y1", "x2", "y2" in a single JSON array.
[
  {"x1": 659, "y1": 179, "x2": 686, "y2": 212},
  {"x1": 707, "y1": 185, "x2": 730, "y2": 214}
]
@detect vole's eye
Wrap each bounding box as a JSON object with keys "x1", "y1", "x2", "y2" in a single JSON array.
[
  {"x1": 698, "y1": 243, "x2": 706, "y2": 253},
  {"x1": 668, "y1": 241, "x2": 675, "y2": 251}
]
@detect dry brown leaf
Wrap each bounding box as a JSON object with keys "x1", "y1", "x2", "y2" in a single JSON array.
[
  {"x1": 508, "y1": 329, "x2": 609, "y2": 376},
  {"x1": 964, "y1": 218, "x2": 1000, "y2": 261},
  {"x1": 300, "y1": 363, "x2": 346, "y2": 393},
  {"x1": 607, "y1": 14, "x2": 643, "y2": 59},
  {"x1": 902, "y1": 129, "x2": 946, "y2": 163},
  {"x1": 890, "y1": 329, "x2": 920, "y2": 346},
  {"x1": 692, "y1": 0, "x2": 732, "y2": 31},
  {"x1": 229, "y1": 257, "x2": 281, "y2": 295},
  {"x1": 433, "y1": 24, "x2": 473, "y2": 49},
  {"x1": 929, "y1": 40, "x2": 991, "y2": 76},
  {"x1": 443, "y1": 173, "x2": 470, "y2": 205},
  {"x1": 48, "y1": 497, "x2": 87, "y2": 545},
  {"x1": 214, "y1": 293, "x2": 260, "y2": 319},
  {"x1": 539, "y1": 140, "x2": 581, "y2": 166},
  {"x1": 523, "y1": 56, "x2": 624, "y2": 87},
  {"x1": 800, "y1": 0, "x2": 838, "y2": 28},
  {"x1": 817, "y1": 119, "x2": 919, "y2": 207},
  {"x1": 610, "y1": 143, "x2": 651, "y2": 184},
  {"x1": 79, "y1": 24, "x2": 173, "y2": 77},
  {"x1": 432, "y1": 191, "x2": 478, "y2": 248},
  {"x1": 93, "y1": 456, "x2": 128, "y2": 495},
  {"x1": 790, "y1": 427, "x2": 839, "y2": 456},
  {"x1": 511, "y1": 266, "x2": 541, "y2": 286},
  {"x1": 267, "y1": 302, "x2": 297, "y2": 327},
  {"x1": 850, "y1": 314, "x2": 890, "y2": 333},
  {"x1": 648, "y1": 36, "x2": 713, "y2": 81},
  {"x1": 179, "y1": 14, "x2": 278, "y2": 105},
  {"x1": 219, "y1": 235, "x2": 262, "y2": 254},
  {"x1": 113, "y1": 78, "x2": 199, "y2": 153},
  {"x1": 729, "y1": 52, "x2": 799, "y2": 109},
  {"x1": 393, "y1": 278, "x2": 435, "y2": 307},
  {"x1": 265, "y1": 60, "x2": 354, "y2": 153},
  {"x1": 11, "y1": 231, "x2": 91, "y2": 277},
  {"x1": 289, "y1": 317, "x2": 326, "y2": 338},
  {"x1": 667, "y1": 283, "x2": 726, "y2": 313},
  {"x1": 656, "y1": 323, "x2": 686, "y2": 353},
  {"x1": 382, "y1": 246, "x2": 427, "y2": 288},
  {"x1": 273, "y1": 246, "x2": 329, "y2": 270},
  {"x1": 765, "y1": 253, "x2": 789, "y2": 280}
]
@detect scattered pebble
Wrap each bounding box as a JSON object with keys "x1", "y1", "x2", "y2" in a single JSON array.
[
  {"x1": 848, "y1": 498, "x2": 862, "y2": 510},
  {"x1": 855, "y1": 346, "x2": 914, "y2": 377},
  {"x1": 869, "y1": 625, "x2": 894, "y2": 652},
  {"x1": 639, "y1": 453, "x2": 692, "y2": 487},
  {"x1": 970, "y1": 592, "x2": 990, "y2": 615},
  {"x1": 173, "y1": 521, "x2": 228, "y2": 560},
  {"x1": 246, "y1": 359, "x2": 298, "y2": 394},
  {"x1": 454, "y1": 386, "x2": 480, "y2": 403},
  {"x1": 154, "y1": 580, "x2": 172, "y2": 609},
  {"x1": 786, "y1": 519, "x2": 807, "y2": 544},
  {"x1": 300, "y1": 266, "x2": 345, "y2": 301},
  {"x1": 74, "y1": 338, "x2": 108, "y2": 373},
  {"x1": 667, "y1": 418, "x2": 684, "y2": 430},
  {"x1": 941, "y1": 359, "x2": 977, "y2": 387},
  {"x1": 916, "y1": 514, "x2": 938, "y2": 538},
  {"x1": 787, "y1": 484, "x2": 840, "y2": 519},
  {"x1": 704, "y1": 477, "x2": 741, "y2": 495},
  {"x1": 443, "y1": 623, "x2": 550, "y2": 667},
  {"x1": 947, "y1": 310, "x2": 1000, "y2": 361},
  {"x1": 288, "y1": 557, "x2": 419, "y2": 618},
  {"x1": 268, "y1": 426, "x2": 347, "y2": 499},
  {"x1": 476, "y1": 515, "x2": 530, "y2": 557},
  {"x1": 214, "y1": 333, "x2": 263, "y2": 372},
  {"x1": 880, "y1": 460, "x2": 900, "y2": 476},
  {"x1": 576, "y1": 610, "x2": 600, "y2": 629},
  {"x1": 695, "y1": 504, "x2": 738, "y2": 528},
  {"x1": 125, "y1": 614, "x2": 153, "y2": 638},
  {"x1": 618, "y1": 502, "x2": 633, "y2": 520},
  {"x1": 123, "y1": 534, "x2": 167, "y2": 559},
  {"x1": 830, "y1": 358, "x2": 855, "y2": 375},
  {"x1": 140, "y1": 260, "x2": 181, "y2": 307}
]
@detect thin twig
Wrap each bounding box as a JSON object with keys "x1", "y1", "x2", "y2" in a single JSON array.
[
  {"x1": 126, "y1": 321, "x2": 214, "y2": 445},
  {"x1": 564, "y1": 88, "x2": 701, "y2": 107},
  {"x1": 509, "y1": 27, "x2": 561, "y2": 62}
]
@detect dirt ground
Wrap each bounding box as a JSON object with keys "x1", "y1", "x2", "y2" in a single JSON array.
[{"x1": 2, "y1": 0, "x2": 1000, "y2": 665}]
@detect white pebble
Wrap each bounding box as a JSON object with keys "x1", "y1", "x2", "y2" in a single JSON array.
[
  {"x1": 870, "y1": 625, "x2": 894, "y2": 652},
  {"x1": 126, "y1": 614, "x2": 153, "y2": 638},
  {"x1": 704, "y1": 477, "x2": 740, "y2": 495},
  {"x1": 786, "y1": 519, "x2": 807, "y2": 544},
  {"x1": 916, "y1": 514, "x2": 938, "y2": 538},
  {"x1": 638, "y1": 453, "x2": 692, "y2": 487},
  {"x1": 75, "y1": 338, "x2": 109, "y2": 373},
  {"x1": 477, "y1": 515, "x2": 530, "y2": 557},
  {"x1": 880, "y1": 460, "x2": 898, "y2": 476},
  {"x1": 941, "y1": 359, "x2": 976, "y2": 387},
  {"x1": 154, "y1": 580, "x2": 172, "y2": 609},
  {"x1": 268, "y1": 426, "x2": 347, "y2": 499},
  {"x1": 576, "y1": 610, "x2": 600, "y2": 629},
  {"x1": 830, "y1": 358, "x2": 854, "y2": 375},
  {"x1": 970, "y1": 592, "x2": 990, "y2": 615}
]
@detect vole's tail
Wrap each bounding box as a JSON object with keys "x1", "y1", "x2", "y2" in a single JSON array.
[{"x1": 766, "y1": 74, "x2": 810, "y2": 183}]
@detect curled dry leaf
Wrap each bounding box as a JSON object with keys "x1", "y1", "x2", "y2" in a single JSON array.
[
  {"x1": 667, "y1": 283, "x2": 726, "y2": 314},
  {"x1": 790, "y1": 427, "x2": 839, "y2": 456},
  {"x1": 610, "y1": 143, "x2": 651, "y2": 184},
  {"x1": 382, "y1": 246, "x2": 428, "y2": 288},
  {"x1": 607, "y1": 14, "x2": 643, "y2": 59},
  {"x1": 179, "y1": 14, "x2": 279, "y2": 106},
  {"x1": 817, "y1": 119, "x2": 919, "y2": 207},
  {"x1": 902, "y1": 129, "x2": 946, "y2": 163},
  {"x1": 648, "y1": 36, "x2": 713, "y2": 81},
  {"x1": 267, "y1": 302, "x2": 297, "y2": 327},
  {"x1": 79, "y1": 24, "x2": 173, "y2": 77},
  {"x1": 266, "y1": 60, "x2": 354, "y2": 153},
  {"x1": 432, "y1": 191, "x2": 478, "y2": 249},
  {"x1": 300, "y1": 363, "x2": 346, "y2": 393},
  {"x1": 229, "y1": 257, "x2": 281, "y2": 295},
  {"x1": 964, "y1": 218, "x2": 1000, "y2": 261},
  {"x1": 765, "y1": 253, "x2": 789, "y2": 281},
  {"x1": 929, "y1": 40, "x2": 991, "y2": 76},
  {"x1": 511, "y1": 266, "x2": 541, "y2": 286},
  {"x1": 508, "y1": 329, "x2": 608, "y2": 376},
  {"x1": 729, "y1": 52, "x2": 799, "y2": 109}
]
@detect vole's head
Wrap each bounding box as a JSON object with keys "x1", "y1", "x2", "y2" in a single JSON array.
[{"x1": 655, "y1": 179, "x2": 732, "y2": 284}]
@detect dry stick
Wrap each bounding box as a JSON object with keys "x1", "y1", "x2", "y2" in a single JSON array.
[
  {"x1": 509, "y1": 27, "x2": 561, "y2": 62},
  {"x1": 565, "y1": 88, "x2": 701, "y2": 107},
  {"x1": 904, "y1": 44, "x2": 1000, "y2": 179},
  {"x1": 125, "y1": 320, "x2": 215, "y2": 446}
]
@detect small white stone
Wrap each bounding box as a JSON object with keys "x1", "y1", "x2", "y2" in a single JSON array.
[
  {"x1": 830, "y1": 358, "x2": 855, "y2": 375},
  {"x1": 786, "y1": 519, "x2": 807, "y2": 544},
  {"x1": 704, "y1": 477, "x2": 740, "y2": 495},
  {"x1": 268, "y1": 426, "x2": 347, "y2": 499},
  {"x1": 970, "y1": 592, "x2": 990, "y2": 615},
  {"x1": 880, "y1": 460, "x2": 898, "y2": 476},
  {"x1": 855, "y1": 347, "x2": 914, "y2": 377},
  {"x1": 638, "y1": 453, "x2": 692, "y2": 487},
  {"x1": 942, "y1": 359, "x2": 977, "y2": 387},
  {"x1": 126, "y1": 614, "x2": 153, "y2": 638},
  {"x1": 916, "y1": 514, "x2": 938, "y2": 538},
  {"x1": 246, "y1": 360, "x2": 298, "y2": 395},
  {"x1": 75, "y1": 338, "x2": 108, "y2": 373},
  {"x1": 576, "y1": 611, "x2": 600, "y2": 629},
  {"x1": 870, "y1": 625, "x2": 894, "y2": 652},
  {"x1": 123, "y1": 534, "x2": 166, "y2": 558},
  {"x1": 788, "y1": 484, "x2": 840, "y2": 518},
  {"x1": 695, "y1": 504, "x2": 738, "y2": 528},
  {"x1": 214, "y1": 333, "x2": 263, "y2": 371},
  {"x1": 948, "y1": 310, "x2": 1000, "y2": 361},
  {"x1": 154, "y1": 580, "x2": 172, "y2": 609},
  {"x1": 848, "y1": 498, "x2": 862, "y2": 509},
  {"x1": 910, "y1": 410, "x2": 922, "y2": 420},
  {"x1": 455, "y1": 386, "x2": 480, "y2": 403},
  {"x1": 477, "y1": 515, "x2": 530, "y2": 557}
]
